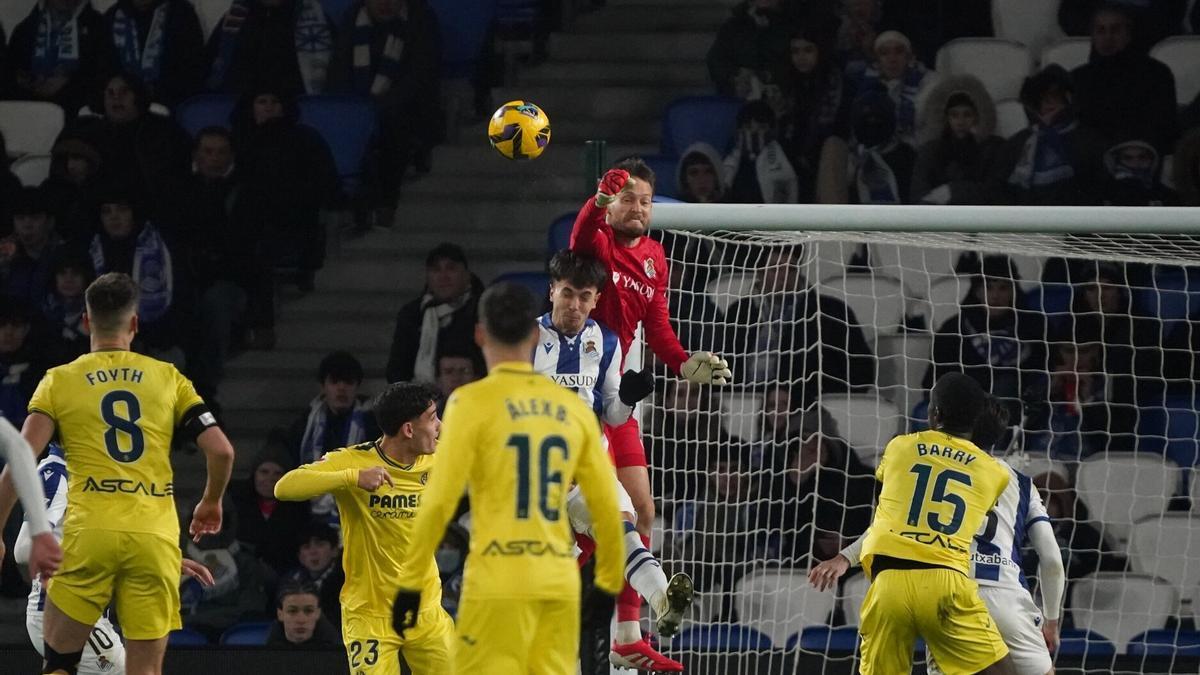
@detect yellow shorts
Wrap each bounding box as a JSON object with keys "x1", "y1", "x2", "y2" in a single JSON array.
[
  {"x1": 342, "y1": 606, "x2": 454, "y2": 675},
  {"x1": 859, "y1": 567, "x2": 1009, "y2": 675},
  {"x1": 48, "y1": 529, "x2": 182, "y2": 640},
  {"x1": 453, "y1": 596, "x2": 579, "y2": 675}
]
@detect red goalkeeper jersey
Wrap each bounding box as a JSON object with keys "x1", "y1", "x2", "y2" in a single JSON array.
[{"x1": 569, "y1": 198, "x2": 689, "y2": 374}]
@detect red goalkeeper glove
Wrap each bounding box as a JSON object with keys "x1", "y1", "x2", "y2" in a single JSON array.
[{"x1": 595, "y1": 169, "x2": 631, "y2": 207}]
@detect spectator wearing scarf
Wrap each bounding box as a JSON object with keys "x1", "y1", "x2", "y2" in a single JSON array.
[
  {"x1": 206, "y1": 0, "x2": 334, "y2": 95},
  {"x1": 723, "y1": 100, "x2": 799, "y2": 204},
  {"x1": 7, "y1": 0, "x2": 113, "y2": 116},
  {"x1": 104, "y1": 0, "x2": 206, "y2": 107},
  {"x1": 855, "y1": 31, "x2": 937, "y2": 146},
  {"x1": 847, "y1": 88, "x2": 915, "y2": 205}
]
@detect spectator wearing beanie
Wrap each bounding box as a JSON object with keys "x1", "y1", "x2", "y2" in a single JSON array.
[
  {"x1": 6, "y1": 0, "x2": 115, "y2": 117},
  {"x1": 102, "y1": 0, "x2": 206, "y2": 108},
  {"x1": 911, "y1": 74, "x2": 1003, "y2": 205},
  {"x1": 205, "y1": 0, "x2": 335, "y2": 95},
  {"x1": 854, "y1": 30, "x2": 938, "y2": 146}
]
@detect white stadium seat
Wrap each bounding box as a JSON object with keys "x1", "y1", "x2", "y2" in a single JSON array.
[
  {"x1": 735, "y1": 569, "x2": 837, "y2": 647},
  {"x1": 804, "y1": 239, "x2": 862, "y2": 286},
  {"x1": 924, "y1": 275, "x2": 970, "y2": 332},
  {"x1": 194, "y1": 0, "x2": 235, "y2": 38},
  {"x1": 1040, "y1": 38, "x2": 1092, "y2": 72},
  {"x1": 1, "y1": 0, "x2": 36, "y2": 41},
  {"x1": 867, "y1": 244, "x2": 962, "y2": 299},
  {"x1": 936, "y1": 38, "x2": 1034, "y2": 102},
  {"x1": 994, "y1": 98, "x2": 1028, "y2": 139},
  {"x1": 0, "y1": 101, "x2": 65, "y2": 158},
  {"x1": 838, "y1": 572, "x2": 871, "y2": 627},
  {"x1": 1149, "y1": 37, "x2": 1200, "y2": 109},
  {"x1": 821, "y1": 394, "x2": 904, "y2": 467},
  {"x1": 9, "y1": 154, "x2": 51, "y2": 187},
  {"x1": 875, "y1": 332, "x2": 933, "y2": 418},
  {"x1": 1076, "y1": 453, "x2": 1178, "y2": 549},
  {"x1": 1069, "y1": 572, "x2": 1178, "y2": 650},
  {"x1": 1127, "y1": 513, "x2": 1200, "y2": 608},
  {"x1": 704, "y1": 272, "x2": 757, "y2": 315},
  {"x1": 719, "y1": 392, "x2": 762, "y2": 443},
  {"x1": 992, "y1": 0, "x2": 1065, "y2": 54},
  {"x1": 820, "y1": 273, "x2": 906, "y2": 347}
]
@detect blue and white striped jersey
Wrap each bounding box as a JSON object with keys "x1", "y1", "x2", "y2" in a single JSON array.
[
  {"x1": 16, "y1": 445, "x2": 68, "y2": 616},
  {"x1": 971, "y1": 460, "x2": 1050, "y2": 590},
  {"x1": 532, "y1": 313, "x2": 631, "y2": 426}
]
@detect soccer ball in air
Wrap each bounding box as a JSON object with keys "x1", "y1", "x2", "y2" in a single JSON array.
[{"x1": 488, "y1": 100, "x2": 551, "y2": 160}]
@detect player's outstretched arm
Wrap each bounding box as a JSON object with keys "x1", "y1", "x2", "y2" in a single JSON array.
[
  {"x1": 0, "y1": 416, "x2": 59, "y2": 578},
  {"x1": 1029, "y1": 518, "x2": 1065, "y2": 650},
  {"x1": 574, "y1": 419, "x2": 625, "y2": 596},
  {"x1": 191, "y1": 426, "x2": 235, "y2": 542},
  {"x1": 274, "y1": 452, "x2": 362, "y2": 501}
]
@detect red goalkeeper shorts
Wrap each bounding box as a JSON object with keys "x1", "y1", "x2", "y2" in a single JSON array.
[{"x1": 605, "y1": 417, "x2": 647, "y2": 468}]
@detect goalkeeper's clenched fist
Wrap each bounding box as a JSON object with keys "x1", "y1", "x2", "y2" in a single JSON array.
[
  {"x1": 594, "y1": 168, "x2": 634, "y2": 207},
  {"x1": 681, "y1": 352, "x2": 733, "y2": 385}
]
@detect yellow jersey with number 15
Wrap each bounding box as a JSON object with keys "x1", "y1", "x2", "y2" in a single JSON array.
[
  {"x1": 27, "y1": 350, "x2": 205, "y2": 541},
  {"x1": 860, "y1": 430, "x2": 1010, "y2": 579}
]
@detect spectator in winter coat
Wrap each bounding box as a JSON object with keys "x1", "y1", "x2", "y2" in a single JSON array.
[
  {"x1": 40, "y1": 136, "x2": 104, "y2": 246},
  {"x1": 675, "y1": 143, "x2": 726, "y2": 204},
  {"x1": 1, "y1": 187, "x2": 63, "y2": 308},
  {"x1": 232, "y1": 448, "x2": 310, "y2": 579},
  {"x1": 0, "y1": 297, "x2": 47, "y2": 426},
  {"x1": 1173, "y1": 128, "x2": 1200, "y2": 206},
  {"x1": 266, "y1": 581, "x2": 342, "y2": 647},
  {"x1": 911, "y1": 74, "x2": 1003, "y2": 205},
  {"x1": 1059, "y1": 0, "x2": 1186, "y2": 51},
  {"x1": 205, "y1": 0, "x2": 335, "y2": 95},
  {"x1": 40, "y1": 253, "x2": 92, "y2": 366},
  {"x1": 845, "y1": 88, "x2": 915, "y2": 204},
  {"x1": 384, "y1": 243, "x2": 485, "y2": 384},
  {"x1": 101, "y1": 0, "x2": 206, "y2": 107},
  {"x1": 280, "y1": 523, "x2": 345, "y2": 628},
  {"x1": 1096, "y1": 139, "x2": 1178, "y2": 206},
  {"x1": 853, "y1": 30, "x2": 937, "y2": 146},
  {"x1": 6, "y1": 0, "x2": 115, "y2": 117},
  {"x1": 835, "y1": 0, "x2": 882, "y2": 77},
  {"x1": 707, "y1": 0, "x2": 795, "y2": 99},
  {"x1": 1071, "y1": 5, "x2": 1178, "y2": 152},
  {"x1": 777, "y1": 26, "x2": 849, "y2": 202},
  {"x1": 723, "y1": 101, "x2": 799, "y2": 203}
]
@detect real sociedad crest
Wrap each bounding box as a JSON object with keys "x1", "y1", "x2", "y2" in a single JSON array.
[{"x1": 643, "y1": 258, "x2": 656, "y2": 279}]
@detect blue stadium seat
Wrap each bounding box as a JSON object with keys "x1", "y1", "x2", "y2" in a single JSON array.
[
  {"x1": 428, "y1": 0, "x2": 497, "y2": 79},
  {"x1": 492, "y1": 271, "x2": 550, "y2": 300},
  {"x1": 321, "y1": 0, "x2": 353, "y2": 26},
  {"x1": 660, "y1": 96, "x2": 743, "y2": 157},
  {"x1": 175, "y1": 94, "x2": 237, "y2": 137},
  {"x1": 1127, "y1": 629, "x2": 1200, "y2": 656},
  {"x1": 1056, "y1": 629, "x2": 1116, "y2": 656},
  {"x1": 789, "y1": 626, "x2": 859, "y2": 652},
  {"x1": 546, "y1": 212, "x2": 575, "y2": 259},
  {"x1": 219, "y1": 621, "x2": 272, "y2": 646},
  {"x1": 640, "y1": 154, "x2": 681, "y2": 200},
  {"x1": 297, "y1": 95, "x2": 378, "y2": 195},
  {"x1": 1027, "y1": 282, "x2": 1072, "y2": 322},
  {"x1": 1134, "y1": 265, "x2": 1200, "y2": 327},
  {"x1": 1136, "y1": 394, "x2": 1200, "y2": 467},
  {"x1": 168, "y1": 628, "x2": 210, "y2": 646},
  {"x1": 673, "y1": 624, "x2": 772, "y2": 652}
]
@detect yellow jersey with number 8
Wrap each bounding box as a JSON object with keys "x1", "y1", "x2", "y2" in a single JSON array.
[
  {"x1": 861, "y1": 430, "x2": 1010, "y2": 578},
  {"x1": 28, "y1": 350, "x2": 205, "y2": 540}
]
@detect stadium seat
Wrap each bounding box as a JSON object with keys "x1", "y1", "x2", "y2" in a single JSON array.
[
  {"x1": 219, "y1": 621, "x2": 272, "y2": 646},
  {"x1": 9, "y1": 154, "x2": 51, "y2": 187},
  {"x1": 866, "y1": 244, "x2": 962, "y2": 298},
  {"x1": 1127, "y1": 513, "x2": 1200, "y2": 608},
  {"x1": 1192, "y1": 470, "x2": 1200, "y2": 510},
  {"x1": 718, "y1": 392, "x2": 762, "y2": 442},
  {"x1": 298, "y1": 95, "x2": 378, "y2": 194},
  {"x1": 92, "y1": 0, "x2": 117, "y2": 13},
  {"x1": 1137, "y1": 394, "x2": 1200, "y2": 469},
  {"x1": 1127, "y1": 629, "x2": 1200, "y2": 657},
  {"x1": 1056, "y1": 629, "x2": 1117, "y2": 657},
  {"x1": 1069, "y1": 572, "x2": 1178, "y2": 650},
  {"x1": 640, "y1": 154, "x2": 681, "y2": 200},
  {"x1": 704, "y1": 272, "x2": 758, "y2": 315},
  {"x1": 991, "y1": 0, "x2": 1064, "y2": 54},
  {"x1": 1134, "y1": 265, "x2": 1199, "y2": 326},
  {"x1": 819, "y1": 273, "x2": 906, "y2": 347},
  {"x1": 0, "y1": 101, "x2": 64, "y2": 157},
  {"x1": 806, "y1": 240, "x2": 864, "y2": 287},
  {"x1": 428, "y1": 0, "x2": 497, "y2": 80},
  {"x1": 492, "y1": 271, "x2": 551, "y2": 301},
  {"x1": 660, "y1": 96, "x2": 743, "y2": 157},
  {"x1": 168, "y1": 628, "x2": 210, "y2": 646},
  {"x1": 935, "y1": 39, "x2": 1034, "y2": 102},
  {"x1": 994, "y1": 98, "x2": 1027, "y2": 138},
  {"x1": 175, "y1": 94, "x2": 237, "y2": 137},
  {"x1": 924, "y1": 275, "x2": 970, "y2": 331},
  {"x1": 1149, "y1": 37, "x2": 1200, "y2": 109},
  {"x1": 874, "y1": 333, "x2": 932, "y2": 421},
  {"x1": 672, "y1": 623, "x2": 772, "y2": 652},
  {"x1": 546, "y1": 212, "x2": 575, "y2": 258},
  {"x1": 734, "y1": 569, "x2": 837, "y2": 647},
  {"x1": 1040, "y1": 38, "x2": 1092, "y2": 71},
  {"x1": 1, "y1": 0, "x2": 35, "y2": 42},
  {"x1": 821, "y1": 394, "x2": 904, "y2": 467},
  {"x1": 838, "y1": 572, "x2": 870, "y2": 626},
  {"x1": 1074, "y1": 452, "x2": 1177, "y2": 548},
  {"x1": 791, "y1": 626, "x2": 860, "y2": 652},
  {"x1": 193, "y1": 0, "x2": 234, "y2": 39}
]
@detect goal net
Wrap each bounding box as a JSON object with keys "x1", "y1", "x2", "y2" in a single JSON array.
[{"x1": 643, "y1": 220, "x2": 1200, "y2": 674}]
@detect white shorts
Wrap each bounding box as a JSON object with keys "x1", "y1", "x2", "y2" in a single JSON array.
[
  {"x1": 566, "y1": 478, "x2": 635, "y2": 539},
  {"x1": 27, "y1": 585, "x2": 126, "y2": 674},
  {"x1": 927, "y1": 584, "x2": 1052, "y2": 675}
]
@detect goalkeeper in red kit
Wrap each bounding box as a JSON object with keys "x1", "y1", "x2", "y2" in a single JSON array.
[{"x1": 571, "y1": 159, "x2": 732, "y2": 670}]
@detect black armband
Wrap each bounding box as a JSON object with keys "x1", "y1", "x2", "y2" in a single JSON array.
[{"x1": 180, "y1": 404, "x2": 219, "y2": 441}]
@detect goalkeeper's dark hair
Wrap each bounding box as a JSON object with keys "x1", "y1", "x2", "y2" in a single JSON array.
[
  {"x1": 276, "y1": 579, "x2": 322, "y2": 608},
  {"x1": 374, "y1": 382, "x2": 440, "y2": 436},
  {"x1": 85, "y1": 272, "x2": 139, "y2": 334},
  {"x1": 480, "y1": 281, "x2": 539, "y2": 345},
  {"x1": 929, "y1": 372, "x2": 989, "y2": 437},
  {"x1": 548, "y1": 249, "x2": 608, "y2": 292},
  {"x1": 613, "y1": 157, "x2": 656, "y2": 190}
]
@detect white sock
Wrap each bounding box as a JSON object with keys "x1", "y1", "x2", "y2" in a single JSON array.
[
  {"x1": 616, "y1": 620, "x2": 641, "y2": 645},
  {"x1": 624, "y1": 523, "x2": 669, "y2": 617}
]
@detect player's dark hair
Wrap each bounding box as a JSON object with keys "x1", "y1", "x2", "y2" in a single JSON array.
[
  {"x1": 276, "y1": 580, "x2": 321, "y2": 608},
  {"x1": 85, "y1": 272, "x2": 139, "y2": 333},
  {"x1": 374, "y1": 382, "x2": 440, "y2": 436},
  {"x1": 548, "y1": 249, "x2": 608, "y2": 291},
  {"x1": 480, "y1": 281, "x2": 539, "y2": 345},
  {"x1": 929, "y1": 372, "x2": 988, "y2": 437},
  {"x1": 318, "y1": 350, "x2": 363, "y2": 384},
  {"x1": 613, "y1": 157, "x2": 656, "y2": 190}
]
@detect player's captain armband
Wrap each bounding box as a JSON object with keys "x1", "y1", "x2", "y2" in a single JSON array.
[{"x1": 180, "y1": 405, "x2": 220, "y2": 440}]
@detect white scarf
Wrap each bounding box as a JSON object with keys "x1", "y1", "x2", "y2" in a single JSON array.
[{"x1": 413, "y1": 290, "x2": 472, "y2": 383}]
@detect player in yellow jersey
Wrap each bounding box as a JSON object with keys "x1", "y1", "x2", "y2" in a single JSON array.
[
  {"x1": 812, "y1": 373, "x2": 1018, "y2": 675},
  {"x1": 0, "y1": 273, "x2": 235, "y2": 675},
  {"x1": 274, "y1": 382, "x2": 454, "y2": 674},
  {"x1": 392, "y1": 281, "x2": 626, "y2": 675}
]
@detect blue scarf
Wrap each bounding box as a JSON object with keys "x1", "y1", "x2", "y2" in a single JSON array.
[
  {"x1": 31, "y1": 0, "x2": 87, "y2": 79},
  {"x1": 1009, "y1": 118, "x2": 1078, "y2": 189},
  {"x1": 89, "y1": 225, "x2": 173, "y2": 323},
  {"x1": 299, "y1": 396, "x2": 369, "y2": 529},
  {"x1": 854, "y1": 142, "x2": 901, "y2": 204},
  {"x1": 112, "y1": 1, "x2": 169, "y2": 85},
  {"x1": 208, "y1": 0, "x2": 331, "y2": 93},
  {"x1": 351, "y1": 6, "x2": 405, "y2": 96},
  {"x1": 860, "y1": 63, "x2": 927, "y2": 142}
]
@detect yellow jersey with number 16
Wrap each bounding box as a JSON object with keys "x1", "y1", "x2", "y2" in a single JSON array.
[
  {"x1": 860, "y1": 430, "x2": 1010, "y2": 579},
  {"x1": 27, "y1": 350, "x2": 205, "y2": 541}
]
